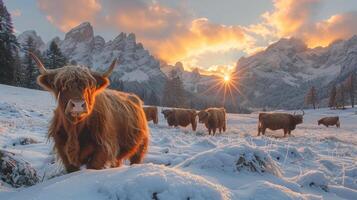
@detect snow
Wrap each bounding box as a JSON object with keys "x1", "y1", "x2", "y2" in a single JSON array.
[{"x1": 0, "y1": 84, "x2": 357, "y2": 199}]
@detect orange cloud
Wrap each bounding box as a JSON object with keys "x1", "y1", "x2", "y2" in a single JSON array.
[
  {"x1": 262, "y1": 0, "x2": 321, "y2": 37},
  {"x1": 37, "y1": 0, "x2": 101, "y2": 32},
  {"x1": 256, "y1": 0, "x2": 357, "y2": 48},
  {"x1": 305, "y1": 11, "x2": 357, "y2": 47}
]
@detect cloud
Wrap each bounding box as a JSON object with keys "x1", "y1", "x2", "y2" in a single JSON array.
[
  {"x1": 304, "y1": 11, "x2": 357, "y2": 47},
  {"x1": 255, "y1": 0, "x2": 357, "y2": 48},
  {"x1": 36, "y1": 0, "x2": 357, "y2": 75},
  {"x1": 37, "y1": 0, "x2": 101, "y2": 32},
  {"x1": 10, "y1": 9, "x2": 22, "y2": 17}
]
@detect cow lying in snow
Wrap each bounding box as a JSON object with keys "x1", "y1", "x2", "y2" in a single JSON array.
[
  {"x1": 318, "y1": 116, "x2": 340, "y2": 128},
  {"x1": 161, "y1": 108, "x2": 197, "y2": 131},
  {"x1": 197, "y1": 108, "x2": 226, "y2": 135},
  {"x1": 143, "y1": 106, "x2": 158, "y2": 124},
  {"x1": 30, "y1": 53, "x2": 149, "y2": 173},
  {"x1": 258, "y1": 111, "x2": 304, "y2": 137}
]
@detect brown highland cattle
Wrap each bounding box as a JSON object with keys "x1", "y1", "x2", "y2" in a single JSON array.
[
  {"x1": 258, "y1": 111, "x2": 304, "y2": 137},
  {"x1": 197, "y1": 108, "x2": 226, "y2": 135},
  {"x1": 30, "y1": 53, "x2": 149, "y2": 173},
  {"x1": 318, "y1": 116, "x2": 340, "y2": 128},
  {"x1": 161, "y1": 108, "x2": 197, "y2": 131},
  {"x1": 143, "y1": 106, "x2": 158, "y2": 124}
]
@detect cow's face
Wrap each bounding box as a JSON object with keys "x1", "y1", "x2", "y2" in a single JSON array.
[
  {"x1": 31, "y1": 53, "x2": 116, "y2": 124},
  {"x1": 162, "y1": 110, "x2": 173, "y2": 119},
  {"x1": 293, "y1": 115, "x2": 303, "y2": 125},
  {"x1": 197, "y1": 110, "x2": 209, "y2": 123}
]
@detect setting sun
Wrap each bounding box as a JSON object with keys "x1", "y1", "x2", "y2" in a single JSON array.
[{"x1": 223, "y1": 75, "x2": 230, "y2": 82}]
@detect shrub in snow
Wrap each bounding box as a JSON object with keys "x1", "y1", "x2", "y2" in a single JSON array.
[
  {"x1": 12, "y1": 137, "x2": 39, "y2": 146},
  {"x1": 269, "y1": 146, "x2": 303, "y2": 163},
  {"x1": 296, "y1": 170, "x2": 329, "y2": 192},
  {"x1": 0, "y1": 150, "x2": 39, "y2": 187},
  {"x1": 178, "y1": 144, "x2": 282, "y2": 177}
]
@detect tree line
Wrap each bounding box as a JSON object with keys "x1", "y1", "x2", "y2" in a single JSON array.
[
  {"x1": 0, "y1": 0, "x2": 67, "y2": 88},
  {"x1": 305, "y1": 73, "x2": 357, "y2": 109}
]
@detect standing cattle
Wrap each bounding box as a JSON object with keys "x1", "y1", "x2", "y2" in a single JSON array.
[
  {"x1": 318, "y1": 116, "x2": 340, "y2": 128},
  {"x1": 143, "y1": 106, "x2": 158, "y2": 124},
  {"x1": 258, "y1": 111, "x2": 304, "y2": 137},
  {"x1": 197, "y1": 108, "x2": 226, "y2": 135},
  {"x1": 30, "y1": 53, "x2": 149, "y2": 173},
  {"x1": 161, "y1": 108, "x2": 197, "y2": 131}
]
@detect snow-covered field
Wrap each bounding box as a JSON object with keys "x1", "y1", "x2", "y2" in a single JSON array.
[{"x1": 0, "y1": 84, "x2": 356, "y2": 200}]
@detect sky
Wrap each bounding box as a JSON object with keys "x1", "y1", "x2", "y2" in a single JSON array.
[{"x1": 4, "y1": 0, "x2": 357, "y2": 75}]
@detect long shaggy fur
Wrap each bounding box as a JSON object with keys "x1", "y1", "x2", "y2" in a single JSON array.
[
  {"x1": 40, "y1": 66, "x2": 149, "y2": 172},
  {"x1": 318, "y1": 116, "x2": 340, "y2": 128},
  {"x1": 197, "y1": 108, "x2": 226, "y2": 135},
  {"x1": 162, "y1": 108, "x2": 197, "y2": 131},
  {"x1": 143, "y1": 106, "x2": 158, "y2": 124},
  {"x1": 258, "y1": 113, "x2": 303, "y2": 137}
]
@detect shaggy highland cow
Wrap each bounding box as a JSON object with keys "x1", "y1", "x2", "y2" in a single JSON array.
[
  {"x1": 161, "y1": 108, "x2": 197, "y2": 131},
  {"x1": 30, "y1": 53, "x2": 149, "y2": 173},
  {"x1": 197, "y1": 108, "x2": 226, "y2": 135},
  {"x1": 318, "y1": 116, "x2": 340, "y2": 128},
  {"x1": 143, "y1": 106, "x2": 158, "y2": 124},
  {"x1": 258, "y1": 111, "x2": 304, "y2": 137}
]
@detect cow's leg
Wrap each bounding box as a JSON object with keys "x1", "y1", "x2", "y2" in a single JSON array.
[
  {"x1": 53, "y1": 131, "x2": 80, "y2": 173},
  {"x1": 219, "y1": 128, "x2": 222, "y2": 133},
  {"x1": 154, "y1": 114, "x2": 159, "y2": 125},
  {"x1": 208, "y1": 129, "x2": 211, "y2": 135},
  {"x1": 262, "y1": 127, "x2": 266, "y2": 135},
  {"x1": 87, "y1": 146, "x2": 108, "y2": 170},
  {"x1": 257, "y1": 125, "x2": 261, "y2": 136},
  {"x1": 213, "y1": 128, "x2": 217, "y2": 136},
  {"x1": 283, "y1": 129, "x2": 288, "y2": 137},
  {"x1": 79, "y1": 143, "x2": 95, "y2": 164},
  {"x1": 130, "y1": 136, "x2": 149, "y2": 164},
  {"x1": 191, "y1": 118, "x2": 197, "y2": 131}
]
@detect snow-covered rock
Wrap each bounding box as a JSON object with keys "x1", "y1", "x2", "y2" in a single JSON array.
[
  {"x1": 17, "y1": 30, "x2": 45, "y2": 51},
  {"x1": 5, "y1": 164, "x2": 234, "y2": 200}
]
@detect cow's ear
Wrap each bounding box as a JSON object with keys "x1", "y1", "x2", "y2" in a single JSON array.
[
  {"x1": 37, "y1": 74, "x2": 56, "y2": 92},
  {"x1": 92, "y1": 74, "x2": 110, "y2": 92}
]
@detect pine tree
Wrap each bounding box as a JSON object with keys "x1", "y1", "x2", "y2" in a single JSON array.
[
  {"x1": 344, "y1": 73, "x2": 356, "y2": 108},
  {"x1": 0, "y1": 0, "x2": 19, "y2": 84},
  {"x1": 147, "y1": 91, "x2": 159, "y2": 106},
  {"x1": 336, "y1": 84, "x2": 346, "y2": 109},
  {"x1": 328, "y1": 85, "x2": 337, "y2": 109},
  {"x1": 305, "y1": 86, "x2": 317, "y2": 109},
  {"x1": 43, "y1": 40, "x2": 67, "y2": 69},
  {"x1": 22, "y1": 37, "x2": 41, "y2": 89},
  {"x1": 162, "y1": 71, "x2": 186, "y2": 107}
]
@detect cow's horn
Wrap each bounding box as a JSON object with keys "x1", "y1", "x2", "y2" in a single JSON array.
[
  {"x1": 29, "y1": 52, "x2": 47, "y2": 75},
  {"x1": 102, "y1": 59, "x2": 117, "y2": 77},
  {"x1": 301, "y1": 110, "x2": 305, "y2": 116}
]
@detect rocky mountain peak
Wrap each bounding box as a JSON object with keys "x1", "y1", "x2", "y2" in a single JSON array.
[
  {"x1": 64, "y1": 22, "x2": 93, "y2": 42},
  {"x1": 267, "y1": 37, "x2": 307, "y2": 53},
  {"x1": 17, "y1": 30, "x2": 45, "y2": 50}
]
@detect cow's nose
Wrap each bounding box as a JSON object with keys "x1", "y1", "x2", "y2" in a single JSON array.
[{"x1": 67, "y1": 99, "x2": 87, "y2": 116}]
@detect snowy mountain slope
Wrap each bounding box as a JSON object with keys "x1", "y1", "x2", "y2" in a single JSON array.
[
  {"x1": 58, "y1": 23, "x2": 167, "y2": 97},
  {"x1": 0, "y1": 84, "x2": 356, "y2": 199},
  {"x1": 235, "y1": 36, "x2": 357, "y2": 109}
]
